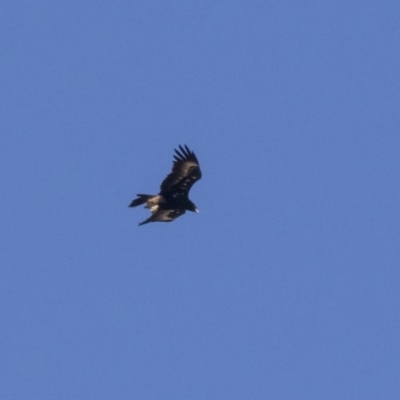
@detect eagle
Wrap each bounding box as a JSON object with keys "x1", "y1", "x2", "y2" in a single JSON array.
[{"x1": 129, "y1": 145, "x2": 202, "y2": 226}]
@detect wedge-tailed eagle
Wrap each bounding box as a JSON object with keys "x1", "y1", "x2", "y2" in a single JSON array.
[{"x1": 129, "y1": 145, "x2": 202, "y2": 226}]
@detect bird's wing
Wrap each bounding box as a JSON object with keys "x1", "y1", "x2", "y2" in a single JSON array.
[
  {"x1": 160, "y1": 145, "x2": 202, "y2": 195},
  {"x1": 139, "y1": 208, "x2": 185, "y2": 226}
]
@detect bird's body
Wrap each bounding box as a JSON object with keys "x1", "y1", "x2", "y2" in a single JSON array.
[{"x1": 129, "y1": 145, "x2": 202, "y2": 226}]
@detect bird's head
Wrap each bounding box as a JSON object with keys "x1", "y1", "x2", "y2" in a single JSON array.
[{"x1": 186, "y1": 200, "x2": 199, "y2": 213}]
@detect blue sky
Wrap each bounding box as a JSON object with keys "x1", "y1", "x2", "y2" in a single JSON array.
[{"x1": 1, "y1": 2, "x2": 399, "y2": 399}]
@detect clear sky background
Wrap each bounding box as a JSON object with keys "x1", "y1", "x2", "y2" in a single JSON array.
[{"x1": 1, "y1": 2, "x2": 399, "y2": 399}]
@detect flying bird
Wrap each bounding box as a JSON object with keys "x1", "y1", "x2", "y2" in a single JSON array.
[{"x1": 129, "y1": 145, "x2": 202, "y2": 226}]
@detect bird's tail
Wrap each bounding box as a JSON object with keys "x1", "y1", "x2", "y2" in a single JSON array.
[{"x1": 128, "y1": 194, "x2": 154, "y2": 208}]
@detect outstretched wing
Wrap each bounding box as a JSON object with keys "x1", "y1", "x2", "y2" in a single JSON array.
[
  {"x1": 160, "y1": 145, "x2": 202, "y2": 195},
  {"x1": 139, "y1": 208, "x2": 185, "y2": 226}
]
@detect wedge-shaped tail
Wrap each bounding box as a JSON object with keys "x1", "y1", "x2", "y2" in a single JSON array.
[{"x1": 129, "y1": 194, "x2": 153, "y2": 208}]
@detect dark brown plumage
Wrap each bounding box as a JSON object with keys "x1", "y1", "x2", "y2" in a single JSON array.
[{"x1": 129, "y1": 145, "x2": 202, "y2": 226}]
